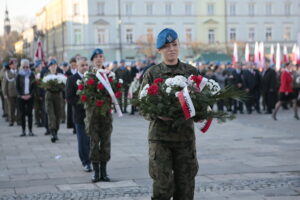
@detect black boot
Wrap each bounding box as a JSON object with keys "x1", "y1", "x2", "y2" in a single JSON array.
[
  {"x1": 51, "y1": 130, "x2": 58, "y2": 143},
  {"x1": 92, "y1": 163, "x2": 100, "y2": 183},
  {"x1": 100, "y1": 161, "x2": 110, "y2": 182},
  {"x1": 20, "y1": 130, "x2": 26, "y2": 137}
]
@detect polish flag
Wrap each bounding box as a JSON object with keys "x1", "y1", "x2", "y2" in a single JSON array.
[
  {"x1": 283, "y1": 45, "x2": 288, "y2": 64},
  {"x1": 291, "y1": 44, "x2": 297, "y2": 64},
  {"x1": 232, "y1": 43, "x2": 238, "y2": 66},
  {"x1": 254, "y1": 42, "x2": 260, "y2": 66},
  {"x1": 34, "y1": 38, "x2": 45, "y2": 63},
  {"x1": 275, "y1": 43, "x2": 281, "y2": 71},
  {"x1": 245, "y1": 43, "x2": 250, "y2": 62},
  {"x1": 259, "y1": 42, "x2": 265, "y2": 68},
  {"x1": 270, "y1": 44, "x2": 275, "y2": 65}
]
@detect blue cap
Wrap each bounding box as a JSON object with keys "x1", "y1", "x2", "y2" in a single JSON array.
[
  {"x1": 226, "y1": 61, "x2": 232, "y2": 65},
  {"x1": 48, "y1": 59, "x2": 57, "y2": 67},
  {"x1": 120, "y1": 59, "x2": 126, "y2": 63},
  {"x1": 113, "y1": 60, "x2": 118, "y2": 64},
  {"x1": 34, "y1": 60, "x2": 42, "y2": 68},
  {"x1": 156, "y1": 28, "x2": 178, "y2": 49},
  {"x1": 90, "y1": 48, "x2": 104, "y2": 61},
  {"x1": 61, "y1": 62, "x2": 68, "y2": 67}
]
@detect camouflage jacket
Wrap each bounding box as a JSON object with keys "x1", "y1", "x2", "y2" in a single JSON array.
[{"x1": 140, "y1": 60, "x2": 200, "y2": 142}]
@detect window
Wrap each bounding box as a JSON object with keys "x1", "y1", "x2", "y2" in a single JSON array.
[
  {"x1": 165, "y1": 3, "x2": 172, "y2": 16},
  {"x1": 285, "y1": 3, "x2": 291, "y2": 16},
  {"x1": 248, "y1": 3, "x2": 255, "y2": 16},
  {"x1": 229, "y1": 3, "x2": 236, "y2": 16},
  {"x1": 208, "y1": 29, "x2": 215, "y2": 44},
  {"x1": 97, "y1": 2, "x2": 105, "y2": 15},
  {"x1": 146, "y1": 3, "x2": 153, "y2": 15},
  {"x1": 74, "y1": 29, "x2": 81, "y2": 44},
  {"x1": 266, "y1": 2, "x2": 272, "y2": 16},
  {"x1": 265, "y1": 27, "x2": 272, "y2": 41},
  {"x1": 207, "y1": 3, "x2": 215, "y2": 16},
  {"x1": 126, "y1": 28, "x2": 133, "y2": 44},
  {"x1": 229, "y1": 28, "x2": 236, "y2": 41},
  {"x1": 186, "y1": 28, "x2": 192, "y2": 43},
  {"x1": 283, "y1": 27, "x2": 291, "y2": 40},
  {"x1": 125, "y1": 3, "x2": 133, "y2": 16},
  {"x1": 73, "y1": 3, "x2": 79, "y2": 16},
  {"x1": 97, "y1": 28, "x2": 106, "y2": 44},
  {"x1": 248, "y1": 27, "x2": 255, "y2": 41},
  {"x1": 147, "y1": 28, "x2": 154, "y2": 43},
  {"x1": 185, "y1": 3, "x2": 192, "y2": 16}
]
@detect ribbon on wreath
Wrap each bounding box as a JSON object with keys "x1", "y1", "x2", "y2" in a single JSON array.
[
  {"x1": 177, "y1": 76, "x2": 213, "y2": 133},
  {"x1": 96, "y1": 69, "x2": 123, "y2": 117}
]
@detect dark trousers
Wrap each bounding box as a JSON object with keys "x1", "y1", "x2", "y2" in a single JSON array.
[
  {"x1": 263, "y1": 92, "x2": 276, "y2": 113},
  {"x1": 18, "y1": 98, "x2": 33, "y2": 131},
  {"x1": 119, "y1": 87, "x2": 129, "y2": 112},
  {"x1": 75, "y1": 123, "x2": 91, "y2": 166},
  {"x1": 233, "y1": 100, "x2": 244, "y2": 113}
]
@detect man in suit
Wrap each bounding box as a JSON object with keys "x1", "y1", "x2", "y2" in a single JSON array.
[
  {"x1": 66, "y1": 56, "x2": 91, "y2": 172},
  {"x1": 262, "y1": 61, "x2": 277, "y2": 114},
  {"x1": 232, "y1": 63, "x2": 244, "y2": 114}
]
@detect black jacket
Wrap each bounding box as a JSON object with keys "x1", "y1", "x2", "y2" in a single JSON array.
[
  {"x1": 261, "y1": 68, "x2": 277, "y2": 93},
  {"x1": 16, "y1": 73, "x2": 36, "y2": 98},
  {"x1": 66, "y1": 73, "x2": 85, "y2": 124}
]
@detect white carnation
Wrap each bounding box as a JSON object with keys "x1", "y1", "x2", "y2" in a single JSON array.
[
  {"x1": 165, "y1": 75, "x2": 187, "y2": 88},
  {"x1": 139, "y1": 84, "x2": 149, "y2": 99},
  {"x1": 119, "y1": 79, "x2": 123, "y2": 84},
  {"x1": 206, "y1": 79, "x2": 221, "y2": 95},
  {"x1": 76, "y1": 79, "x2": 82, "y2": 85},
  {"x1": 166, "y1": 87, "x2": 172, "y2": 94},
  {"x1": 108, "y1": 71, "x2": 116, "y2": 79}
]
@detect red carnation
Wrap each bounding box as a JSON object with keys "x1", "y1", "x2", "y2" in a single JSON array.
[
  {"x1": 147, "y1": 84, "x2": 159, "y2": 95},
  {"x1": 115, "y1": 91, "x2": 122, "y2": 98},
  {"x1": 95, "y1": 100, "x2": 104, "y2": 107},
  {"x1": 97, "y1": 83, "x2": 105, "y2": 90},
  {"x1": 87, "y1": 78, "x2": 95, "y2": 85},
  {"x1": 191, "y1": 75, "x2": 200, "y2": 84},
  {"x1": 116, "y1": 83, "x2": 122, "y2": 88},
  {"x1": 80, "y1": 95, "x2": 88, "y2": 102},
  {"x1": 153, "y1": 78, "x2": 164, "y2": 84},
  {"x1": 108, "y1": 77, "x2": 113, "y2": 83},
  {"x1": 77, "y1": 84, "x2": 84, "y2": 90}
]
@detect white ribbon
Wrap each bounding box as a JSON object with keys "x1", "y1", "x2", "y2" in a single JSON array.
[{"x1": 96, "y1": 69, "x2": 123, "y2": 117}]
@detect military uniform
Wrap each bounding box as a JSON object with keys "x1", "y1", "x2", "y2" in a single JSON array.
[
  {"x1": 2, "y1": 69, "x2": 18, "y2": 125},
  {"x1": 140, "y1": 28, "x2": 199, "y2": 200},
  {"x1": 33, "y1": 73, "x2": 44, "y2": 126},
  {"x1": 0, "y1": 67, "x2": 8, "y2": 119},
  {"x1": 115, "y1": 64, "x2": 131, "y2": 113}
]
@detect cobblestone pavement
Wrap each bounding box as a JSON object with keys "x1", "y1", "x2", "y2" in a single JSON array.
[{"x1": 0, "y1": 106, "x2": 300, "y2": 199}]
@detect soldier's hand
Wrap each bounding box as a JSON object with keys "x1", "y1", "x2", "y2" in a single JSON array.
[{"x1": 158, "y1": 116, "x2": 173, "y2": 121}]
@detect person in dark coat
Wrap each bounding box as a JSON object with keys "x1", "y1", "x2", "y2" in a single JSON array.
[
  {"x1": 261, "y1": 61, "x2": 278, "y2": 114},
  {"x1": 16, "y1": 59, "x2": 36, "y2": 136},
  {"x1": 66, "y1": 56, "x2": 91, "y2": 172},
  {"x1": 232, "y1": 63, "x2": 244, "y2": 114}
]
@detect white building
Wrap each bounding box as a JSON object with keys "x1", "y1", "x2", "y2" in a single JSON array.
[
  {"x1": 225, "y1": 0, "x2": 300, "y2": 51},
  {"x1": 36, "y1": 0, "x2": 197, "y2": 62}
]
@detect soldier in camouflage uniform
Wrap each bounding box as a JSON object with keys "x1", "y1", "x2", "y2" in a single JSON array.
[
  {"x1": 85, "y1": 48, "x2": 112, "y2": 182},
  {"x1": 44, "y1": 59, "x2": 63, "y2": 143},
  {"x1": 140, "y1": 28, "x2": 199, "y2": 200},
  {"x1": 33, "y1": 61, "x2": 44, "y2": 127}
]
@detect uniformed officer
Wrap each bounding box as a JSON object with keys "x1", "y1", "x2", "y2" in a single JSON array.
[
  {"x1": 85, "y1": 48, "x2": 112, "y2": 182},
  {"x1": 44, "y1": 59, "x2": 63, "y2": 143},
  {"x1": 140, "y1": 28, "x2": 199, "y2": 200},
  {"x1": 33, "y1": 60, "x2": 44, "y2": 127}
]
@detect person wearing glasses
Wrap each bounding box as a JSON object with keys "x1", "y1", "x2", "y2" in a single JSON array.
[{"x1": 16, "y1": 59, "x2": 36, "y2": 136}]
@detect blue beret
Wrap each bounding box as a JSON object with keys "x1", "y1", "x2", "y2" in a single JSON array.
[
  {"x1": 34, "y1": 60, "x2": 42, "y2": 68},
  {"x1": 61, "y1": 62, "x2": 69, "y2": 67},
  {"x1": 156, "y1": 28, "x2": 178, "y2": 49},
  {"x1": 120, "y1": 59, "x2": 126, "y2": 63},
  {"x1": 90, "y1": 48, "x2": 104, "y2": 61},
  {"x1": 48, "y1": 59, "x2": 57, "y2": 67},
  {"x1": 113, "y1": 60, "x2": 118, "y2": 64},
  {"x1": 226, "y1": 61, "x2": 232, "y2": 65}
]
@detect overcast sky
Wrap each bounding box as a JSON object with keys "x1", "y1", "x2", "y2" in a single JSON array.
[{"x1": 0, "y1": 0, "x2": 52, "y2": 35}]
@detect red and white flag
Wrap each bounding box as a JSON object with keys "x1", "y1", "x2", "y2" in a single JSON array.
[
  {"x1": 177, "y1": 86, "x2": 195, "y2": 120},
  {"x1": 259, "y1": 42, "x2": 265, "y2": 68},
  {"x1": 291, "y1": 44, "x2": 297, "y2": 64},
  {"x1": 297, "y1": 46, "x2": 300, "y2": 65},
  {"x1": 34, "y1": 38, "x2": 45, "y2": 63},
  {"x1": 245, "y1": 43, "x2": 250, "y2": 62},
  {"x1": 275, "y1": 43, "x2": 281, "y2": 71},
  {"x1": 232, "y1": 43, "x2": 238, "y2": 66},
  {"x1": 254, "y1": 42, "x2": 259, "y2": 66},
  {"x1": 283, "y1": 45, "x2": 288, "y2": 64},
  {"x1": 270, "y1": 44, "x2": 275, "y2": 65}
]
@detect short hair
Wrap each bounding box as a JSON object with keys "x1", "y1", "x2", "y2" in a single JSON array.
[
  {"x1": 76, "y1": 56, "x2": 88, "y2": 65},
  {"x1": 20, "y1": 59, "x2": 30, "y2": 67},
  {"x1": 69, "y1": 57, "x2": 77, "y2": 63}
]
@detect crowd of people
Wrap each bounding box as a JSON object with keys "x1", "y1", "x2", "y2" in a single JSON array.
[{"x1": 0, "y1": 27, "x2": 300, "y2": 199}]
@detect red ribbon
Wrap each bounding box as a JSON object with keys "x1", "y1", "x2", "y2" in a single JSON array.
[
  {"x1": 201, "y1": 119, "x2": 212, "y2": 133},
  {"x1": 177, "y1": 91, "x2": 191, "y2": 120}
]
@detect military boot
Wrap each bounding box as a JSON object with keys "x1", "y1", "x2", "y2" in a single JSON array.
[
  {"x1": 100, "y1": 161, "x2": 110, "y2": 182},
  {"x1": 92, "y1": 163, "x2": 100, "y2": 183},
  {"x1": 51, "y1": 130, "x2": 58, "y2": 143}
]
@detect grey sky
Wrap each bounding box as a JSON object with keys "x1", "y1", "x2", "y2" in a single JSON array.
[{"x1": 0, "y1": 0, "x2": 52, "y2": 35}]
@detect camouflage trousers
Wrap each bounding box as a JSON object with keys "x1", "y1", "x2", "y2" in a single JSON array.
[
  {"x1": 85, "y1": 108, "x2": 113, "y2": 163},
  {"x1": 45, "y1": 92, "x2": 62, "y2": 132},
  {"x1": 148, "y1": 141, "x2": 198, "y2": 200}
]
